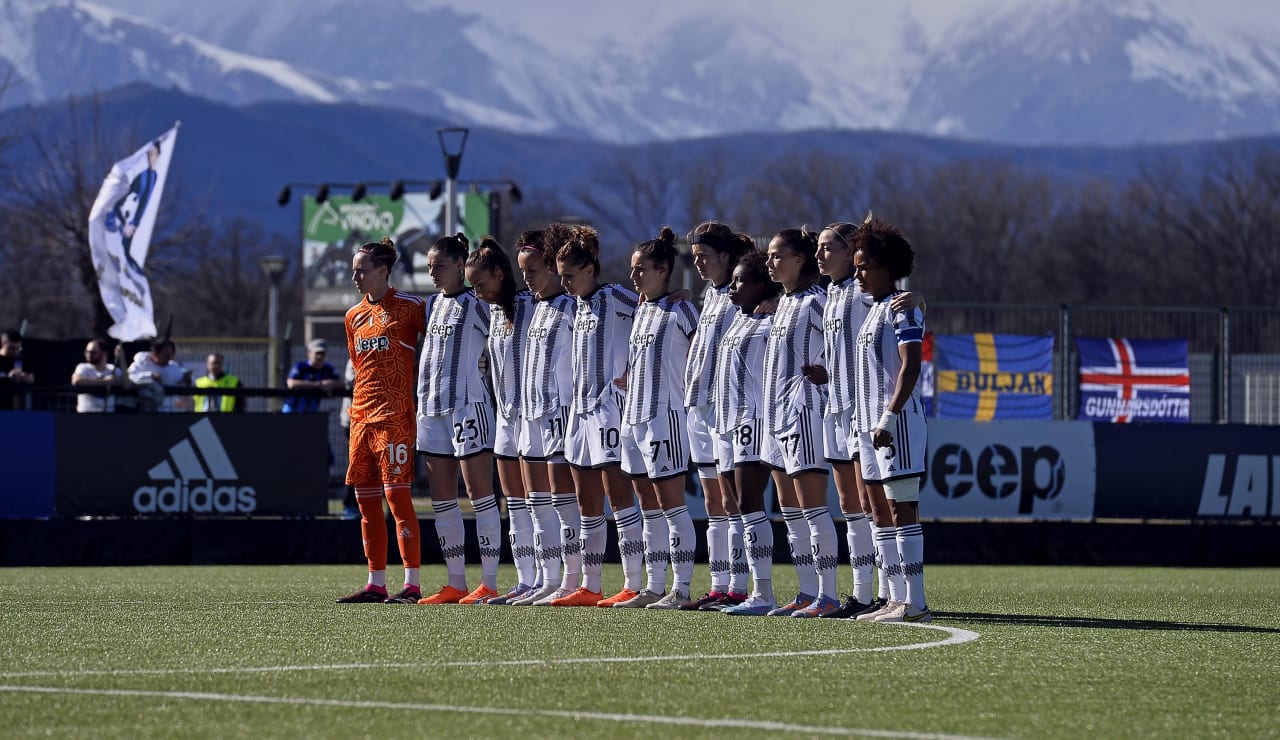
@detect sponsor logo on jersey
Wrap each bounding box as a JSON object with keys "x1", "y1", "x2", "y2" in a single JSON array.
[
  {"x1": 631, "y1": 333, "x2": 656, "y2": 347},
  {"x1": 132, "y1": 418, "x2": 256, "y2": 513},
  {"x1": 575, "y1": 316, "x2": 599, "y2": 333},
  {"x1": 356, "y1": 336, "x2": 391, "y2": 353},
  {"x1": 427, "y1": 322, "x2": 455, "y2": 337}
]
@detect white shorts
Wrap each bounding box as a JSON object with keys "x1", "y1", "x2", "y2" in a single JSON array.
[
  {"x1": 823, "y1": 406, "x2": 858, "y2": 463},
  {"x1": 857, "y1": 409, "x2": 927, "y2": 485},
  {"x1": 519, "y1": 406, "x2": 569, "y2": 461},
  {"x1": 762, "y1": 406, "x2": 828, "y2": 476},
  {"x1": 686, "y1": 403, "x2": 717, "y2": 467},
  {"x1": 494, "y1": 413, "x2": 521, "y2": 460},
  {"x1": 621, "y1": 408, "x2": 689, "y2": 481},
  {"x1": 416, "y1": 401, "x2": 494, "y2": 458},
  {"x1": 566, "y1": 393, "x2": 624, "y2": 469},
  {"x1": 713, "y1": 418, "x2": 764, "y2": 474}
]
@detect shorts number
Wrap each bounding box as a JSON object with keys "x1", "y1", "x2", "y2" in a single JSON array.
[
  {"x1": 649, "y1": 439, "x2": 672, "y2": 462},
  {"x1": 735, "y1": 424, "x2": 754, "y2": 447},
  {"x1": 599, "y1": 427, "x2": 620, "y2": 449},
  {"x1": 386, "y1": 443, "x2": 408, "y2": 465},
  {"x1": 782, "y1": 433, "x2": 801, "y2": 456},
  {"x1": 454, "y1": 419, "x2": 479, "y2": 443},
  {"x1": 548, "y1": 416, "x2": 565, "y2": 438}
]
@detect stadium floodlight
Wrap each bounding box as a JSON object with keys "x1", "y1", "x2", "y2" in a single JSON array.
[{"x1": 437, "y1": 127, "x2": 470, "y2": 237}]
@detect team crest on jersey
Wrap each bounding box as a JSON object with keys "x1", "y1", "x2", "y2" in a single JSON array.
[
  {"x1": 449, "y1": 304, "x2": 463, "y2": 319},
  {"x1": 380, "y1": 312, "x2": 389, "y2": 325}
]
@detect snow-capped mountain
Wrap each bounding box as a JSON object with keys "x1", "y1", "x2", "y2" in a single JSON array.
[{"x1": 4, "y1": 0, "x2": 1280, "y2": 145}]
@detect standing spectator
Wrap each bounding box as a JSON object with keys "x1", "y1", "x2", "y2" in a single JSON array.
[
  {"x1": 71, "y1": 338, "x2": 125, "y2": 413},
  {"x1": 194, "y1": 353, "x2": 241, "y2": 413},
  {"x1": 128, "y1": 339, "x2": 191, "y2": 412},
  {"x1": 0, "y1": 328, "x2": 34, "y2": 383},
  {"x1": 284, "y1": 338, "x2": 341, "y2": 413},
  {"x1": 339, "y1": 358, "x2": 359, "y2": 519}
]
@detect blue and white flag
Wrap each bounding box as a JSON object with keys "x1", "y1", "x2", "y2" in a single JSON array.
[
  {"x1": 87, "y1": 124, "x2": 179, "y2": 341},
  {"x1": 1076, "y1": 337, "x2": 1190, "y2": 423}
]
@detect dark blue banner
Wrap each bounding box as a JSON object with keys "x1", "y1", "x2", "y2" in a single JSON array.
[
  {"x1": 0, "y1": 412, "x2": 56, "y2": 518},
  {"x1": 1094, "y1": 423, "x2": 1280, "y2": 518}
]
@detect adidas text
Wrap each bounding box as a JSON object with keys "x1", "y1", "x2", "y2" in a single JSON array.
[{"x1": 133, "y1": 481, "x2": 256, "y2": 513}]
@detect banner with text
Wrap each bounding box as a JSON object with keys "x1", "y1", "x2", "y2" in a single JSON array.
[
  {"x1": 301, "y1": 191, "x2": 490, "y2": 312},
  {"x1": 55, "y1": 415, "x2": 328, "y2": 517},
  {"x1": 920, "y1": 419, "x2": 1097, "y2": 519},
  {"x1": 934, "y1": 333, "x2": 1054, "y2": 420},
  {"x1": 87, "y1": 125, "x2": 179, "y2": 341},
  {"x1": 1076, "y1": 337, "x2": 1190, "y2": 423}
]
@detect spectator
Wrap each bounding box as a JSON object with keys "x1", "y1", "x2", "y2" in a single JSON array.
[
  {"x1": 0, "y1": 328, "x2": 34, "y2": 384},
  {"x1": 339, "y1": 358, "x2": 359, "y2": 519},
  {"x1": 128, "y1": 338, "x2": 192, "y2": 412},
  {"x1": 0, "y1": 328, "x2": 34, "y2": 409},
  {"x1": 71, "y1": 338, "x2": 125, "y2": 413},
  {"x1": 283, "y1": 338, "x2": 340, "y2": 413},
  {"x1": 194, "y1": 353, "x2": 241, "y2": 413}
]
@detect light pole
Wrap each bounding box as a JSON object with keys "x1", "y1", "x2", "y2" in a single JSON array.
[
  {"x1": 258, "y1": 255, "x2": 289, "y2": 397},
  {"x1": 437, "y1": 127, "x2": 469, "y2": 237}
]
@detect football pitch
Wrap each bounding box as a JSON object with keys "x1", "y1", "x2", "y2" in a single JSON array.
[{"x1": 1, "y1": 565, "x2": 1277, "y2": 738}]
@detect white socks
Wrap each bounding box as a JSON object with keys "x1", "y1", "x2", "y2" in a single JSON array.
[
  {"x1": 781, "y1": 506, "x2": 817, "y2": 598},
  {"x1": 552, "y1": 493, "x2": 582, "y2": 591},
  {"x1": 804, "y1": 506, "x2": 838, "y2": 601},
  {"x1": 581, "y1": 515, "x2": 607, "y2": 593},
  {"x1": 641, "y1": 509, "x2": 669, "y2": 593},
  {"x1": 665, "y1": 505, "x2": 696, "y2": 596},
  {"x1": 844, "y1": 511, "x2": 875, "y2": 604},
  {"x1": 432, "y1": 499, "x2": 466, "y2": 591},
  {"x1": 472, "y1": 495, "x2": 501, "y2": 590},
  {"x1": 506, "y1": 497, "x2": 537, "y2": 588},
  {"x1": 613, "y1": 506, "x2": 644, "y2": 592}
]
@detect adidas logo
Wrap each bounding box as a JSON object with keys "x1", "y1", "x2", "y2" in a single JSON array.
[
  {"x1": 132, "y1": 418, "x2": 257, "y2": 513},
  {"x1": 399, "y1": 526, "x2": 413, "y2": 539}
]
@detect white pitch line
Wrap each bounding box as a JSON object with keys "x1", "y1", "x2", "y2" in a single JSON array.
[
  {"x1": 0, "y1": 623, "x2": 977, "y2": 679},
  {"x1": 0, "y1": 684, "x2": 1002, "y2": 740}
]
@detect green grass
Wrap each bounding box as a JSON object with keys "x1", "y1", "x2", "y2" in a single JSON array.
[{"x1": 1, "y1": 565, "x2": 1277, "y2": 738}]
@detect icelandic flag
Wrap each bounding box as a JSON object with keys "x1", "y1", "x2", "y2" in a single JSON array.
[
  {"x1": 934, "y1": 333, "x2": 1054, "y2": 420},
  {"x1": 87, "y1": 123, "x2": 179, "y2": 341},
  {"x1": 1076, "y1": 337, "x2": 1190, "y2": 423}
]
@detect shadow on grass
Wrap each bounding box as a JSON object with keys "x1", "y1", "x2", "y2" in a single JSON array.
[{"x1": 934, "y1": 612, "x2": 1280, "y2": 634}]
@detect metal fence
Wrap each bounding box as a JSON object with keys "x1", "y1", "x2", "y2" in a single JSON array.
[{"x1": 929, "y1": 303, "x2": 1280, "y2": 423}]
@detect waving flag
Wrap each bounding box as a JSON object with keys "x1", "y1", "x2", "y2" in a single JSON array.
[
  {"x1": 1076, "y1": 337, "x2": 1190, "y2": 423},
  {"x1": 87, "y1": 123, "x2": 179, "y2": 341},
  {"x1": 934, "y1": 333, "x2": 1054, "y2": 420}
]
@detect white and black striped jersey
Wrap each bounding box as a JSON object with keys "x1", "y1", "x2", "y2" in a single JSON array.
[
  {"x1": 487, "y1": 290, "x2": 537, "y2": 420},
  {"x1": 624, "y1": 294, "x2": 699, "y2": 425},
  {"x1": 853, "y1": 292, "x2": 926, "y2": 433},
  {"x1": 762, "y1": 282, "x2": 827, "y2": 434},
  {"x1": 417, "y1": 289, "x2": 490, "y2": 415},
  {"x1": 521, "y1": 291, "x2": 576, "y2": 419},
  {"x1": 713, "y1": 311, "x2": 771, "y2": 433},
  {"x1": 824, "y1": 276, "x2": 873, "y2": 413},
  {"x1": 571, "y1": 283, "x2": 638, "y2": 414},
  {"x1": 683, "y1": 282, "x2": 735, "y2": 408}
]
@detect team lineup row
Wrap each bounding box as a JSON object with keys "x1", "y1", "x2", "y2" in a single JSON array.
[{"x1": 337, "y1": 217, "x2": 930, "y2": 623}]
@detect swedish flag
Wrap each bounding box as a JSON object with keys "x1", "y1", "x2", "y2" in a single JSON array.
[{"x1": 934, "y1": 333, "x2": 1054, "y2": 420}]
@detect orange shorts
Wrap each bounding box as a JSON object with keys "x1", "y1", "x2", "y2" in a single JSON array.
[{"x1": 346, "y1": 419, "x2": 416, "y2": 486}]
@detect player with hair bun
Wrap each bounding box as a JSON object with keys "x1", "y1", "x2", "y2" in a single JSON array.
[
  {"x1": 508, "y1": 224, "x2": 581, "y2": 607},
  {"x1": 338, "y1": 236, "x2": 427, "y2": 604},
  {"x1": 613, "y1": 226, "x2": 701, "y2": 610},
  {"x1": 552, "y1": 225, "x2": 647, "y2": 607},
  {"x1": 467, "y1": 234, "x2": 542, "y2": 605},
  {"x1": 681, "y1": 221, "x2": 754, "y2": 611},
  {"x1": 412, "y1": 232, "x2": 501, "y2": 605},
  {"x1": 761, "y1": 227, "x2": 839, "y2": 617}
]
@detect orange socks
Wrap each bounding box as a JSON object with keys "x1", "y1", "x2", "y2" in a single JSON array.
[{"x1": 384, "y1": 483, "x2": 421, "y2": 570}]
